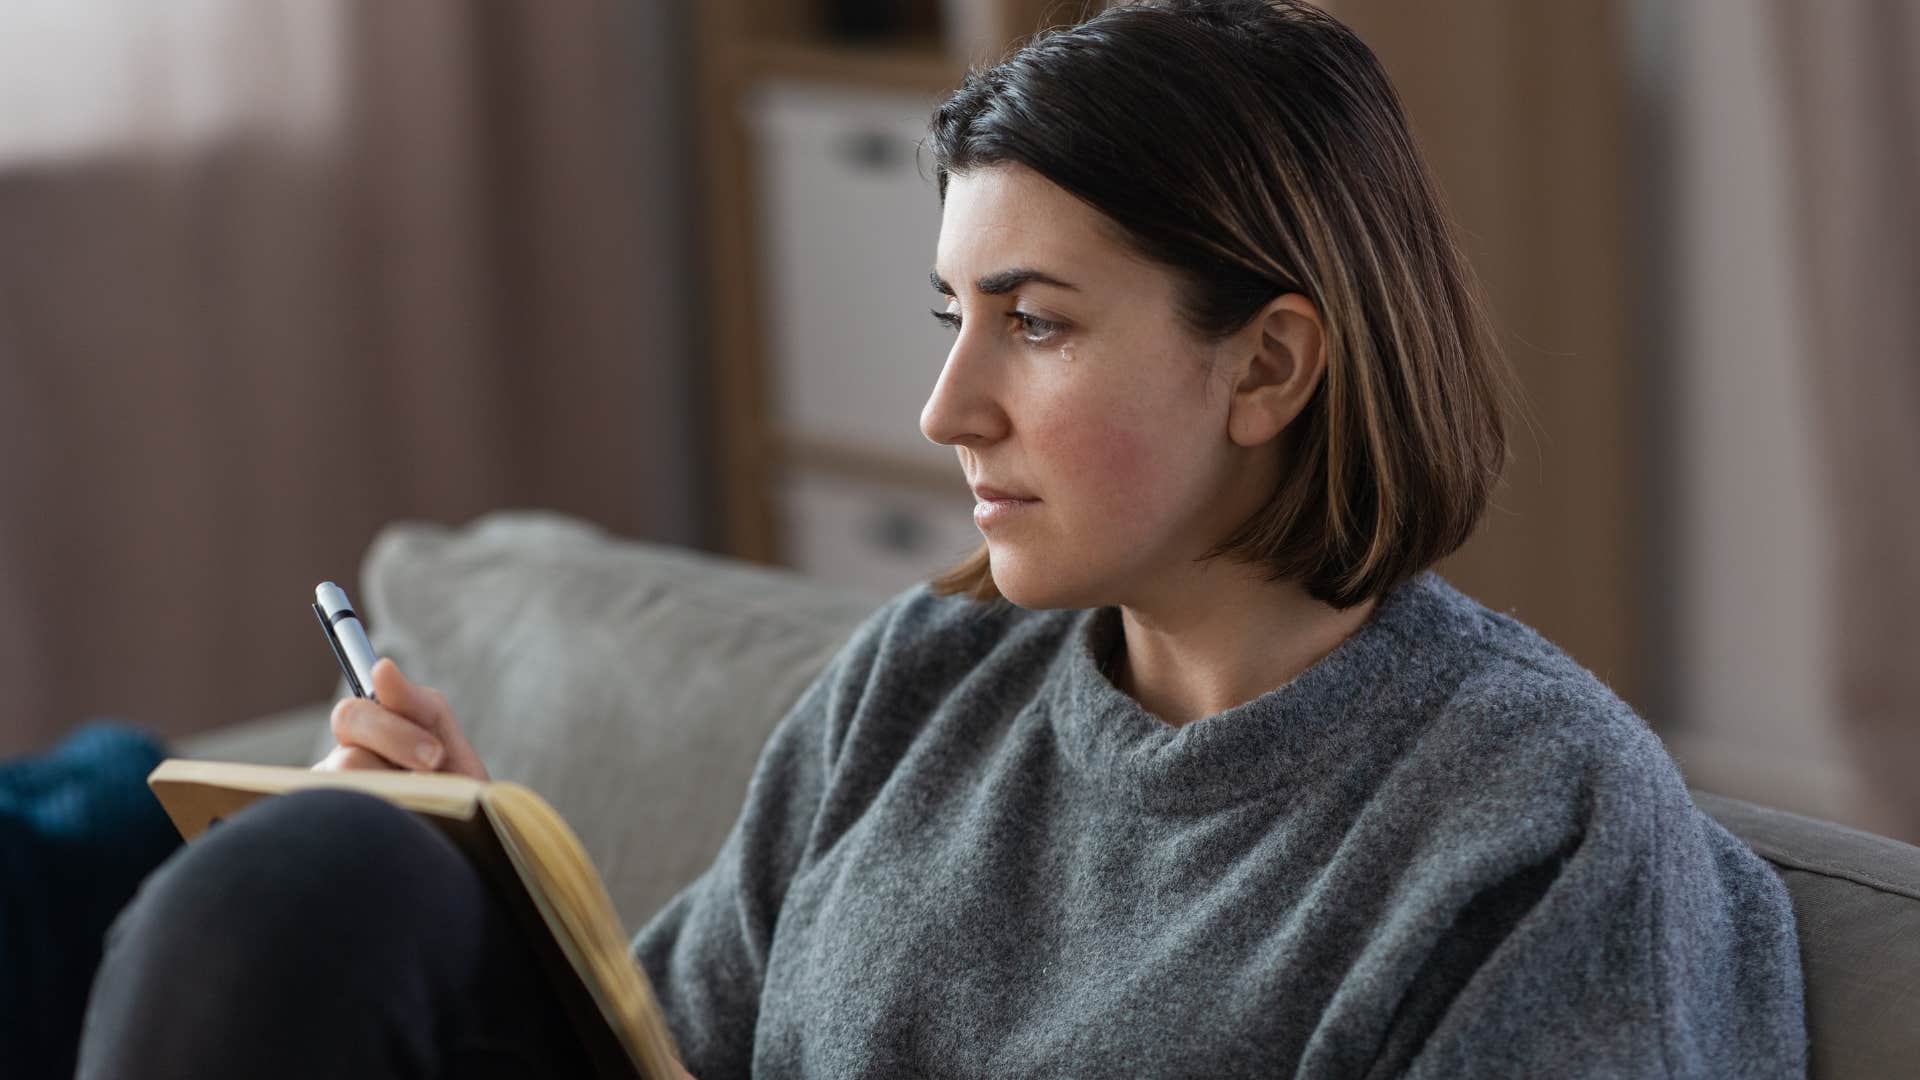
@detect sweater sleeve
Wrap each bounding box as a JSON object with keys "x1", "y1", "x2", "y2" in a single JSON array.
[
  {"x1": 1392, "y1": 739, "x2": 1810, "y2": 1079},
  {"x1": 627, "y1": 595, "x2": 898, "y2": 1080}
]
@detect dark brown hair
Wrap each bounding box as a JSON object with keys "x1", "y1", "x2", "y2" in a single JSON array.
[{"x1": 921, "y1": 0, "x2": 1526, "y2": 611}]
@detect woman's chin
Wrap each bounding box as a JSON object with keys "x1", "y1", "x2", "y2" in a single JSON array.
[
  {"x1": 985, "y1": 549, "x2": 1041, "y2": 608},
  {"x1": 987, "y1": 549, "x2": 1092, "y2": 611}
]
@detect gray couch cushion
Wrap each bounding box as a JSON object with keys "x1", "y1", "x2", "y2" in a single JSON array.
[
  {"x1": 308, "y1": 511, "x2": 887, "y2": 934},
  {"x1": 177, "y1": 701, "x2": 333, "y2": 767},
  {"x1": 1693, "y1": 791, "x2": 1920, "y2": 1079}
]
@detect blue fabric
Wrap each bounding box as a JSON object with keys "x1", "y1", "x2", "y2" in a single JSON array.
[{"x1": 0, "y1": 721, "x2": 181, "y2": 1080}]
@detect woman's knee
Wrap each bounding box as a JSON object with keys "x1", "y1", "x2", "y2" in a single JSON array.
[
  {"x1": 80, "y1": 789, "x2": 490, "y2": 1074},
  {"x1": 106, "y1": 787, "x2": 471, "y2": 970}
]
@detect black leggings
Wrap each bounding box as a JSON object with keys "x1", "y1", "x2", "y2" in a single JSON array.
[{"x1": 75, "y1": 787, "x2": 598, "y2": 1078}]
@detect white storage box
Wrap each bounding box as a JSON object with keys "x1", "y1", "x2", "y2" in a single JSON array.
[
  {"x1": 744, "y1": 80, "x2": 957, "y2": 470},
  {"x1": 775, "y1": 464, "x2": 981, "y2": 596}
]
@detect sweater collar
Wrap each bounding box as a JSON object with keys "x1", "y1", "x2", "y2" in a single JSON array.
[{"x1": 1043, "y1": 569, "x2": 1459, "y2": 815}]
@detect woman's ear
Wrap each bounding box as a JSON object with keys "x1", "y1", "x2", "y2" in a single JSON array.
[{"x1": 1225, "y1": 293, "x2": 1325, "y2": 448}]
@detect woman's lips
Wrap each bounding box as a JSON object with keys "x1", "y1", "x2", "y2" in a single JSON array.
[{"x1": 973, "y1": 494, "x2": 1038, "y2": 529}]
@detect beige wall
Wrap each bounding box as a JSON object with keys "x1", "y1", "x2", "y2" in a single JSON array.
[
  {"x1": 1329, "y1": 0, "x2": 1643, "y2": 715},
  {"x1": 1651, "y1": 0, "x2": 1860, "y2": 825},
  {"x1": 1331, "y1": 0, "x2": 1868, "y2": 826}
]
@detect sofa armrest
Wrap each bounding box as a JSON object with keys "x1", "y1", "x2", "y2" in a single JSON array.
[
  {"x1": 1693, "y1": 789, "x2": 1920, "y2": 1078},
  {"x1": 172, "y1": 702, "x2": 332, "y2": 768}
]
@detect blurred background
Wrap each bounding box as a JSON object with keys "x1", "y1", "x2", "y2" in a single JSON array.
[{"x1": 0, "y1": 0, "x2": 1914, "y2": 841}]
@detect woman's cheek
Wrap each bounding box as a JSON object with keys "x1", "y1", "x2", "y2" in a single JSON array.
[{"x1": 1047, "y1": 418, "x2": 1164, "y2": 528}]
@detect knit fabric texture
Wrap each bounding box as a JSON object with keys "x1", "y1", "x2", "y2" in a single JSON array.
[{"x1": 632, "y1": 569, "x2": 1810, "y2": 1078}]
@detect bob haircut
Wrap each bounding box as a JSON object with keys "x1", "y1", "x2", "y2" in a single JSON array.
[{"x1": 922, "y1": 0, "x2": 1526, "y2": 612}]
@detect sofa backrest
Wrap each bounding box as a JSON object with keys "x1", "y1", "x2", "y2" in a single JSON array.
[
  {"x1": 1692, "y1": 791, "x2": 1920, "y2": 1078},
  {"x1": 341, "y1": 511, "x2": 1919, "y2": 1078},
  {"x1": 315, "y1": 511, "x2": 882, "y2": 932}
]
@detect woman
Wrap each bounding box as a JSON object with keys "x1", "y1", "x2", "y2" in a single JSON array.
[{"x1": 79, "y1": 1, "x2": 1808, "y2": 1076}]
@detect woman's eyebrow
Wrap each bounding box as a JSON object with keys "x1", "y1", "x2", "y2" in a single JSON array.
[{"x1": 930, "y1": 267, "x2": 1081, "y2": 296}]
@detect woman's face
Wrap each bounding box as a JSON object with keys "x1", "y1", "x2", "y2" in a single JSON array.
[{"x1": 922, "y1": 163, "x2": 1275, "y2": 611}]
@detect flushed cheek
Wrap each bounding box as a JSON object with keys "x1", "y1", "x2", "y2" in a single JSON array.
[{"x1": 1036, "y1": 417, "x2": 1180, "y2": 537}]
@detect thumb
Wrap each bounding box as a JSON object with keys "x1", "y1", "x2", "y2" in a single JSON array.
[
  {"x1": 369, "y1": 658, "x2": 441, "y2": 729},
  {"x1": 368, "y1": 658, "x2": 490, "y2": 781}
]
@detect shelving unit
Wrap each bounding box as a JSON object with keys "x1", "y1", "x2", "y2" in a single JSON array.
[{"x1": 694, "y1": 1, "x2": 1093, "y2": 590}]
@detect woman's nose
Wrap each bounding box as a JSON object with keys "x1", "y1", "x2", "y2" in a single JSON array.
[{"x1": 920, "y1": 339, "x2": 1006, "y2": 448}]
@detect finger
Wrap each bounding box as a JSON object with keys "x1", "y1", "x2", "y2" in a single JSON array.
[
  {"x1": 330, "y1": 696, "x2": 444, "y2": 771},
  {"x1": 369, "y1": 658, "x2": 452, "y2": 736},
  {"x1": 365, "y1": 659, "x2": 489, "y2": 782},
  {"x1": 313, "y1": 743, "x2": 399, "y2": 772},
  {"x1": 327, "y1": 698, "x2": 433, "y2": 770}
]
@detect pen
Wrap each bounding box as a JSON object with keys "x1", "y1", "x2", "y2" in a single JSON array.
[{"x1": 313, "y1": 581, "x2": 380, "y2": 703}]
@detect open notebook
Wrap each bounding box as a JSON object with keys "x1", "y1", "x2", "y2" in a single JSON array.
[{"x1": 146, "y1": 759, "x2": 683, "y2": 1079}]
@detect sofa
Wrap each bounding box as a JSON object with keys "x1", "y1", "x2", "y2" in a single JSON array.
[{"x1": 177, "y1": 510, "x2": 1920, "y2": 1078}]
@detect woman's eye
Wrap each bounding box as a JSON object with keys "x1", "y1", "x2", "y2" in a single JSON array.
[
  {"x1": 926, "y1": 307, "x2": 1063, "y2": 346},
  {"x1": 1013, "y1": 312, "x2": 1063, "y2": 345}
]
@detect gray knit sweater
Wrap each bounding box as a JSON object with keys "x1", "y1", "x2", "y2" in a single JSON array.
[{"x1": 631, "y1": 569, "x2": 1808, "y2": 1078}]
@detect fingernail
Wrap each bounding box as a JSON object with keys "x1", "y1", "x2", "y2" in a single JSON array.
[{"x1": 417, "y1": 741, "x2": 443, "y2": 769}]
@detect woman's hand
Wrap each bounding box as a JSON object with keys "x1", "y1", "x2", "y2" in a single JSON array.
[{"x1": 313, "y1": 658, "x2": 491, "y2": 782}]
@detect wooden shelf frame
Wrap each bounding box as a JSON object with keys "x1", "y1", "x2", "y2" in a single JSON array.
[{"x1": 694, "y1": 1, "x2": 1087, "y2": 563}]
